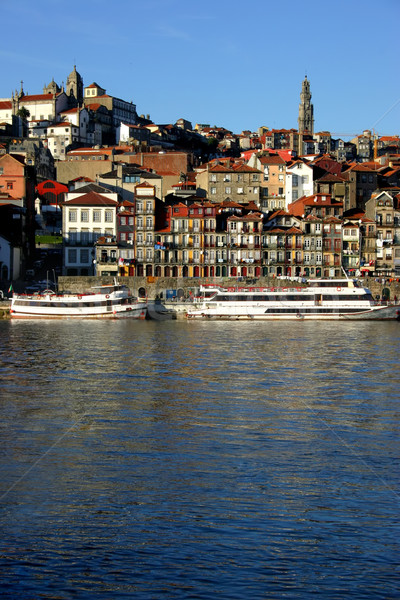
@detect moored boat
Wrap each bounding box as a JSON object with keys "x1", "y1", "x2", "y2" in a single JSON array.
[
  {"x1": 10, "y1": 283, "x2": 147, "y2": 319},
  {"x1": 186, "y1": 279, "x2": 400, "y2": 321}
]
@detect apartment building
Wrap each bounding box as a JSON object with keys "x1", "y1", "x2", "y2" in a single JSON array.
[
  {"x1": 62, "y1": 188, "x2": 119, "y2": 275},
  {"x1": 196, "y1": 161, "x2": 262, "y2": 205}
]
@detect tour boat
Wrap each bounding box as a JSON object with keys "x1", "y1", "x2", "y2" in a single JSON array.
[
  {"x1": 10, "y1": 282, "x2": 147, "y2": 319},
  {"x1": 186, "y1": 279, "x2": 400, "y2": 321}
]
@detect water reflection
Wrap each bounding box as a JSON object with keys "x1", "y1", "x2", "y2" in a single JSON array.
[{"x1": 0, "y1": 320, "x2": 399, "y2": 599}]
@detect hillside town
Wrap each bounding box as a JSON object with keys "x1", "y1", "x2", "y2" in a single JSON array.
[{"x1": 0, "y1": 67, "x2": 400, "y2": 288}]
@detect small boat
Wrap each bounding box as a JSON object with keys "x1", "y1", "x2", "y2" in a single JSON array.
[
  {"x1": 186, "y1": 279, "x2": 400, "y2": 321},
  {"x1": 10, "y1": 282, "x2": 147, "y2": 319}
]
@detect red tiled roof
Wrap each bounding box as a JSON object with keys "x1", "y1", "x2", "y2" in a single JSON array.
[
  {"x1": 21, "y1": 94, "x2": 55, "y2": 102},
  {"x1": 64, "y1": 191, "x2": 118, "y2": 206}
]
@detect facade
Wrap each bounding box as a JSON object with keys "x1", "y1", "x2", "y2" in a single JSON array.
[
  {"x1": 83, "y1": 82, "x2": 138, "y2": 137},
  {"x1": 343, "y1": 163, "x2": 381, "y2": 210},
  {"x1": 196, "y1": 161, "x2": 262, "y2": 205},
  {"x1": 247, "y1": 153, "x2": 286, "y2": 213},
  {"x1": 134, "y1": 183, "x2": 157, "y2": 277},
  {"x1": 46, "y1": 122, "x2": 80, "y2": 160},
  {"x1": 98, "y1": 163, "x2": 163, "y2": 203},
  {"x1": 285, "y1": 160, "x2": 314, "y2": 206},
  {"x1": 365, "y1": 191, "x2": 396, "y2": 276},
  {"x1": 62, "y1": 189, "x2": 119, "y2": 275}
]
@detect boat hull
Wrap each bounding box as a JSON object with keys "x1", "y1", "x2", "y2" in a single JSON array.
[
  {"x1": 187, "y1": 305, "x2": 400, "y2": 321},
  {"x1": 10, "y1": 305, "x2": 147, "y2": 319}
]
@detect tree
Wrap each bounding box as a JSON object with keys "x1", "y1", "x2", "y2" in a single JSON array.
[{"x1": 16, "y1": 107, "x2": 30, "y2": 120}]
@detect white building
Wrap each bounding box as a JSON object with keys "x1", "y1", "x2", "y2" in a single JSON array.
[
  {"x1": 59, "y1": 106, "x2": 90, "y2": 143},
  {"x1": 0, "y1": 100, "x2": 13, "y2": 126},
  {"x1": 47, "y1": 122, "x2": 80, "y2": 160},
  {"x1": 285, "y1": 160, "x2": 314, "y2": 208},
  {"x1": 62, "y1": 189, "x2": 119, "y2": 275}
]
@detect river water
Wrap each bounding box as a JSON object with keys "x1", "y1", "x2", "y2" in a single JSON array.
[{"x1": 0, "y1": 319, "x2": 399, "y2": 599}]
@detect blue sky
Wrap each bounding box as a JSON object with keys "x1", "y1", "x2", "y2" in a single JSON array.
[{"x1": 1, "y1": 0, "x2": 399, "y2": 138}]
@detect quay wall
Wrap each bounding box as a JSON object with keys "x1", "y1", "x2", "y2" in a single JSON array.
[{"x1": 58, "y1": 276, "x2": 400, "y2": 301}]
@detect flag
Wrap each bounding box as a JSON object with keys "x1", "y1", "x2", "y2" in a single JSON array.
[{"x1": 8, "y1": 284, "x2": 13, "y2": 293}]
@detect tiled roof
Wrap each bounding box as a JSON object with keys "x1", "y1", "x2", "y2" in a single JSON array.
[
  {"x1": 64, "y1": 191, "x2": 118, "y2": 206},
  {"x1": 20, "y1": 94, "x2": 55, "y2": 102}
]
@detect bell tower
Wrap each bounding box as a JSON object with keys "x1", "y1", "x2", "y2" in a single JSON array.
[
  {"x1": 66, "y1": 65, "x2": 83, "y2": 106},
  {"x1": 298, "y1": 76, "x2": 314, "y2": 134}
]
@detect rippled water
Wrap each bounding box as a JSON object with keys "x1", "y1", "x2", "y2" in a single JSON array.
[{"x1": 0, "y1": 319, "x2": 399, "y2": 599}]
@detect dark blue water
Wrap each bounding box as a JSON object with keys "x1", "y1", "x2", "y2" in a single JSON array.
[{"x1": 0, "y1": 320, "x2": 399, "y2": 599}]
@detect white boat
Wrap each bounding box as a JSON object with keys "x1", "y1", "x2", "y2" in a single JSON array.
[
  {"x1": 186, "y1": 279, "x2": 400, "y2": 321},
  {"x1": 10, "y1": 283, "x2": 147, "y2": 319}
]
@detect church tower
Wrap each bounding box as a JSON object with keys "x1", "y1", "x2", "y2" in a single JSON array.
[
  {"x1": 298, "y1": 76, "x2": 314, "y2": 134},
  {"x1": 66, "y1": 65, "x2": 83, "y2": 106}
]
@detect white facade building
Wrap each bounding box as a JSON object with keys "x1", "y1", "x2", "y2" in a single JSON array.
[
  {"x1": 47, "y1": 122, "x2": 80, "y2": 160},
  {"x1": 285, "y1": 160, "x2": 314, "y2": 208},
  {"x1": 62, "y1": 189, "x2": 119, "y2": 275}
]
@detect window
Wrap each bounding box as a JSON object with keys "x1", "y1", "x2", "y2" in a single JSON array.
[
  {"x1": 146, "y1": 217, "x2": 152, "y2": 228},
  {"x1": 292, "y1": 175, "x2": 298, "y2": 187},
  {"x1": 68, "y1": 249, "x2": 77, "y2": 263},
  {"x1": 136, "y1": 202, "x2": 143, "y2": 213},
  {"x1": 7, "y1": 182, "x2": 13, "y2": 190},
  {"x1": 252, "y1": 174, "x2": 259, "y2": 182},
  {"x1": 93, "y1": 210, "x2": 101, "y2": 222},
  {"x1": 386, "y1": 214, "x2": 392, "y2": 224},
  {"x1": 225, "y1": 187, "x2": 231, "y2": 194},
  {"x1": 120, "y1": 216, "x2": 127, "y2": 226},
  {"x1": 146, "y1": 202, "x2": 153, "y2": 213},
  {"x1": 105, "y1": 210, "x2": 113, "y2": 222},
  {"x1": 211, "y1": 187, "x2": 216, "y2": 195},
  {"x1": 69, "y1": 210, "x2": 77, "y2": 222},
  {"x1": 80, "y1": 249, "x2": 89, "y2": 263},
  {"x1": 128, "y1": 216, "x2": 134, "y2": 225},
  {"x1": 81, "y1": 210, "x2": 89, "y2": 222}
]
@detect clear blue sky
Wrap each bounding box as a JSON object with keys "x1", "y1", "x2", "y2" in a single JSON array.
[{"x1": 1, "y1": 0, "x2": 399, "y2": 138}]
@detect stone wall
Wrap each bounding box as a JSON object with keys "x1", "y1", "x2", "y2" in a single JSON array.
[{"x1": 58, "y1": 275, "x2": 400, "y2": 302}]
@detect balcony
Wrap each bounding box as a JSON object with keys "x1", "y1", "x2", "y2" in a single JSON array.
[{"x1": 99, "y1": 257, "x2": 117, "y2": 264}]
